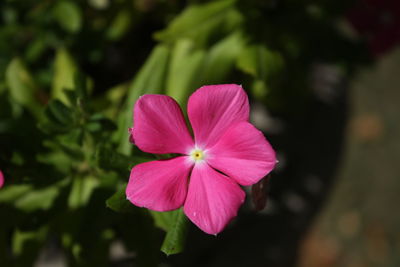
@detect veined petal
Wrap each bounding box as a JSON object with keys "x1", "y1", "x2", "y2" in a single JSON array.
[
  {"x1": 133, "y1": 95, "x2": 194, "y2": 154},
  {"x1": 184, "y1": 163, "x2": 245, "y2": 235},
  {"x1": 188, "y1": 84, "x2": 249, "y2": 149},
  {"x1": 126, "y1": 157, "x2": 193, "y2": 212},
  {"x1": 207, "y1": 121, "x2": 276, "y2": 186}
]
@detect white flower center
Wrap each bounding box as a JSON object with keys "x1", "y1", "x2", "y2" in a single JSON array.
[{"x1": 189, "y1": 148, "x2": 206, "y2": 162}]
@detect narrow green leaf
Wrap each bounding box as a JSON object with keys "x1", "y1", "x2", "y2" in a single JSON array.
[
  {"x1": 68, "y1": 176, "x2": 99, "y2": 209},
  {"x1": 117, "y1": 45, "x2": 170, "y2": 155},
  {"x1": 166, "y1": 39, "x2": 205, "y2": 105},
  {"x1": 52, "y1": 48, "x2": 77, "y2": 104},
  {"x1": 160, "y1": 209, "x2": 188, "y2": 256}
]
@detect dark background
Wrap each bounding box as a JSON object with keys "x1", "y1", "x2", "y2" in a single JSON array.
[{"x1": 0, "y1": 0, "x2": 399, "y2": 266}]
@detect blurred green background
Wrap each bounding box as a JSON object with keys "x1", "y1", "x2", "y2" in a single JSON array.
[{"x1": 0, "y1": 0, "x2": 399, "y2": 266}]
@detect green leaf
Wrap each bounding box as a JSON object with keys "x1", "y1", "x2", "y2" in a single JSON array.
[
  {"x1": 236, "y1": 45, "x2": 260, "y2": 77},
  {"x1": 53, "y1": 1, "x2": 82, "y2": 33},
  {"x1": 117, "y1": 45, "x2": 170, "y2": 155},
  {"x1": 68, "y1": 176, "x2": 99, "y2": 209},
  {"x1": 39, "y1": 98, "x2": 78, "y2": 134},
  {"x1": 5, "y1": 58, "x2": 41, "y2": 117},
  {"x1": 96, "y1": 146, "x2": 141, "y2": 172},
  {"x1": 73, "y1": 72, "x2": 90, "y2": 101},
  {"x1": 252, "y1": 79, "x2": 269, "y2": 99},
  {"x1": 154, "y1": 0, "x2": 237, "y2": 45},
  {"x1": 25, "y1": 37, "x2": 47, "y2": 63},
  {"x1": 0, "y1": 184, "x2": 32, "y2": 203},
  {"x1": 106, "y1": 186, "x2": 136, "y2": 213},
  {"x1": 236, "y1": 44, "x2": 284, "y2": 80},
  {"x1": 47, "y1": 99, "x2": 75, "y2": 125},
  {"x1": 236, "y1": 44, "x2": 284, "y2": 98},
  {"x1": 166, "y1": 39, "x2": 205, "y2": 105},
  {"x1": 12, "y1": 226, "x2": 48, "y2": 265},
  {"x1": 150, "y1": 209, "x2": 181, "y2": 232},
  {"x1": 87, "y1": 115, "x2": 116, "y2": 133},
  {"x1": 160, "y1": 209, "x2": 188, "y2": 256},
  {"x1": 127, "y1": 45, "x2": 170, "y2": 101},
  {"x1": 107, "y1": 10, "x2": 132, "y2": 40},
  {"x1": 15, "y1": 186, "x2": 60, "y2": 212},
  {"x1": 52, "y1": 48, "x2": 77, "y2": 104},
  {"x1": 202, "y1": 32, "x2": 245, "y2": 83}
]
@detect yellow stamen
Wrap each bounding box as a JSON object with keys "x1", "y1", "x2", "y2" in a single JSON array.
[{"x1": 190, "y1": 149, "x2": 205, "y2": 162}]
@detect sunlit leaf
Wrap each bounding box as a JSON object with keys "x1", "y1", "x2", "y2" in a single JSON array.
[
  {"x1": 15, "y1": 186, "x2": 60, "y2": 212},
  {"x1": 53, "y1": 1, "x2": 82, "y2": 33},
  {"x1": 236, "y1": 44, "x2": 284, "y2": 80},
  {"x1": 166, "y1": 39, "x2": 205, "y2": 105},
  {"x1": 117, "y1": 45, "x2": 170, "y2": 155},
  {"x1": 68, "y1": 176, "x2": 99, "y2": 209},
  {"x1": 52, "y1": 48, "x2": 77, "y2": 104},
  {"x1": 0, "y1": 184, "x2": 32, "y2": 203},
  {"x1": 5, "y1": 58, "x2": 41, "y2": 117}
]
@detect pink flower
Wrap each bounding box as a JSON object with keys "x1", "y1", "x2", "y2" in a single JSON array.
[
  {"x1": 0, "y1": 170, "x2": 4, "y2": 188},
  {"x1": 126, "y1": 84, "x2": 276, "y2": 235}
]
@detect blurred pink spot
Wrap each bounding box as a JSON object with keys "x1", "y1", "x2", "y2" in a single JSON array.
[{"x1": 0, "y1": 170, "x2": 4, "y2": 188}]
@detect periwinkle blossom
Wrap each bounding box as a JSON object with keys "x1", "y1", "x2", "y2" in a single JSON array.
[{"x1": 126, "y1": 84, "x2": 276, "y2": 235}]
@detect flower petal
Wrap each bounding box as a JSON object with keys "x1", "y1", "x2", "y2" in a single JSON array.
[
  {"x1": 188, "y1": 84, "x2": 249, "y2": 148},
  {"x1": 133, "y1": 95, "x2": 194, "y2": 154},
  {"x1": 207, "y1": 121, "x2": 276, "y2": 186},
  {"x1": 184, "y1": 163, "x2": 245, "y2": 235},
  {"x1": 126, "y1": 157, "x2": 193, "y2": 211}
]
